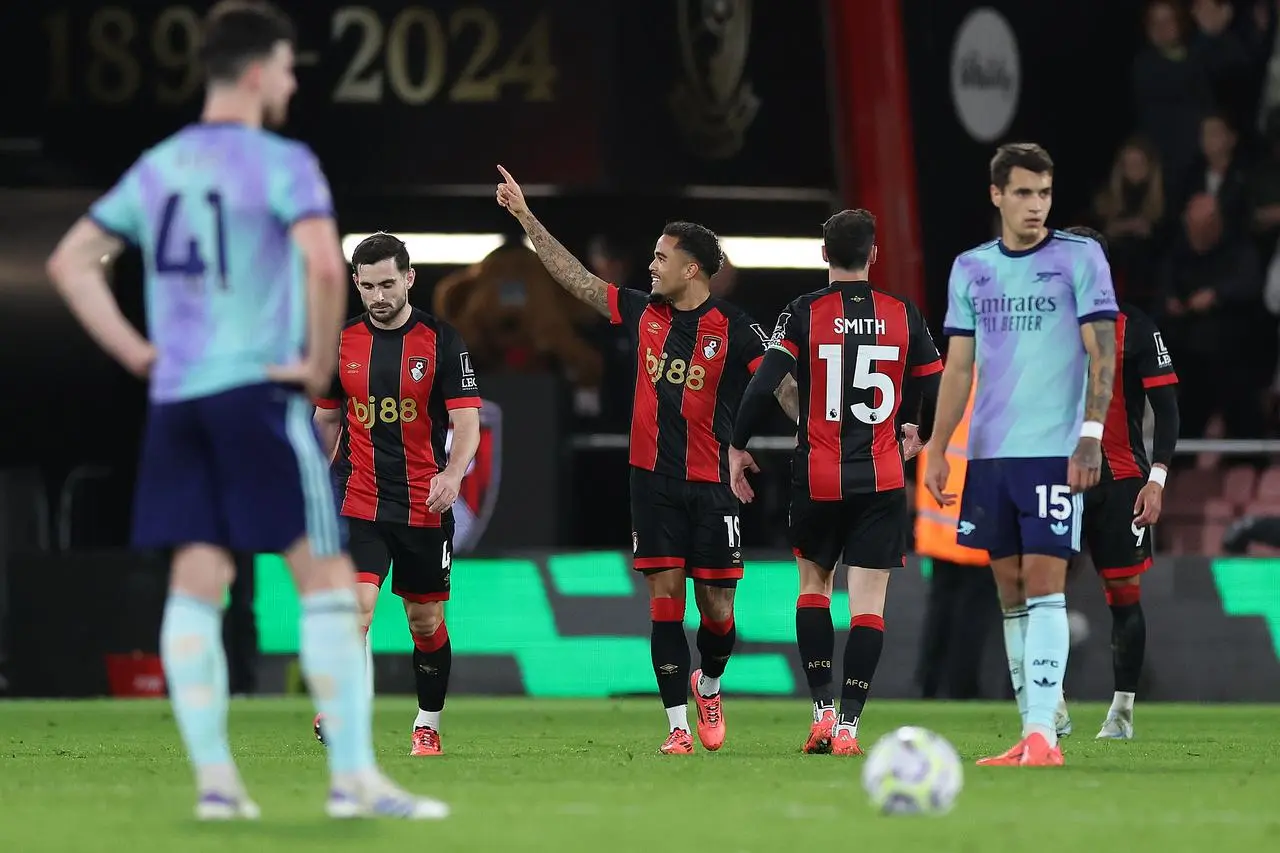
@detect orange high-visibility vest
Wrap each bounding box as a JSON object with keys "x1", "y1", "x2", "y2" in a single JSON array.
[{"x1": 914, "y1": 378, "x2": 988, "y2": 566}]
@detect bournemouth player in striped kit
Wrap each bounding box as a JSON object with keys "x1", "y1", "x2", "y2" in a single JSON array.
[
  {"x1": 730, "y1": 209, "x2": 942, "y2": 756},
  {"x1": 314, "y1": 233, "x2": 481, "y2": 756},
  {"x1": 1061, "y1": 226, "x2": 1179, "y2": 741},
  {"x1": 496, "y1": 166, "x2": 796, "y2": 754}
]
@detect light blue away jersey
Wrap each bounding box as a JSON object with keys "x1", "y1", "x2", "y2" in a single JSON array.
[
  {"x1": 89, "y1": 123, "x2": 334, "y2": 403},
  {"x1": 942, "y1": 230, "x2": 1118, "y2": 459}
]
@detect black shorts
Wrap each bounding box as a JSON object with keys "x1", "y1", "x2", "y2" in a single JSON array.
[
  {"x1": 346, "y1": 516, "x2": 454, "y2": 602},
  {"x1": 1083, "y1": 477, "x2": 1153, "y2": 579},
  {"x1": 630, "y1": 467, "x2": 743, "y2": 587},
  {"x1": 790, "y1": 487, "x2": 907, "y2": 572}
]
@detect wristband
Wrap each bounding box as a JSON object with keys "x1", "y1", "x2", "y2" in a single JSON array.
[
  {"x1": 1080, "y1": 420, "x2": 1103, "y2": 440},
  {"x1": 1148, "y1": 466, "x2": 1167, "y2": 487}
]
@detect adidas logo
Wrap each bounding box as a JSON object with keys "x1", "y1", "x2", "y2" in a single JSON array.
[
  {"x1": 1034, "y1": 677, "x2": 1058, "y2": 688},
  {"x1": 1050, "y1": 522, "x2": 1069, "y2": 536}
]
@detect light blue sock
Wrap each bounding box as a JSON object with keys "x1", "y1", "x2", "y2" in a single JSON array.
[
  {"x1": 1000, "y1": 605, "x2": 1029, "y2": 731},
  {"x1": 1024, "y1": 593, "x2": 1069, "y2": 745},
  {"x1": 301, "y1": 589, "x2": 376, "y2": 777},
  {"x1": 160, "y1": 594, "x2": 234, "y2": 782}
]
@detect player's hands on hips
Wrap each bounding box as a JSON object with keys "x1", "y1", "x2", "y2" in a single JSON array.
[
  {"x1": 900, "y1": 423, "x2": 924, "y2": 461},
  {"x1": 1133, "y1": 479, "x2": 1164, "y2": 527},
  {"x1": 923, "y1": 446, "x2": 956, "y2": 507},
  {"x1": 125, "y1": 342, "x2": 158, "y2": 379},
  {"x1": 267, "y1": 360, "x2": 332, "y2": 400},
  {"x1": 1068, "y1": 436, "x2": 1102, "y2": 493},
  {"x1": 728, "y1": 447, "x2": 760, "y2": 504},
  {"x1": 495, "y1": 165, "x2": 529, "y2": 217},
  {"x1": 427, "y1": 470, "x2": 462, "y2": 514}
]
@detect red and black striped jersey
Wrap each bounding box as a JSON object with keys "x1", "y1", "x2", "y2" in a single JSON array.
[
  {"x1": 314, "y1": 309, "x2": 482, "y2": 527},
  {"x1": 770, "y1": 281, "x2": 942, "y2": 498},
  {"x1": 608, "y1": 284, "x2": 767, "y2": 484},
  {"x1": 1101, "y1": 304, "x2": 1178, "y2": 482}
]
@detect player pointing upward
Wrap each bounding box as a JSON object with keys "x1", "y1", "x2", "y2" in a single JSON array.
[
  {"x1": 45, "y1": 0, "x2": 445, "y2": 820},
  {"x1": 497, "y1": 165, "x2": 794, "y2": 754},
  {"x1": 924, "y1": 143, "x2": 1118, "y2": 767}
]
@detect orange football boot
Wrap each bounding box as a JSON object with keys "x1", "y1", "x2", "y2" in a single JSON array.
[
  {"x1": 690, "y1": 669, "x2": 726, "y2": 751},
  {"x1": 975, "y1": 739, "x2": 1026, "y2": 766},
  {"x1": 660, "y1": 728, "x2": 694, "y2": 755},
  {"x1": 409, "y1": 726, "x2": 442, "y2": 756},
  {"x1": 1019, "y1": 732, "x2": 1064, "y2": 766},
  {"x1": 830, "y1": 726, "x2": 863, "y2": 756},
  {"x1": 803, "y1": 706, "x2": 837, "y2": 754}
]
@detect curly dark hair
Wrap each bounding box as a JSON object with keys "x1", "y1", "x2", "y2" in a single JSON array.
[{"x1": 662, "y1": 221, "x2": 723, "y2": 278}]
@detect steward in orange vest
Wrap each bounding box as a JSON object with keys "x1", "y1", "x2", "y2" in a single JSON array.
[{"x1": 914, "y1": 380, "x2": 988, "y2": 566}]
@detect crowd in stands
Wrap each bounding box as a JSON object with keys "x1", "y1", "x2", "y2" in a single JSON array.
[{"x1": 1094, "y1": 0, "x2": 1280, "y2": 441}]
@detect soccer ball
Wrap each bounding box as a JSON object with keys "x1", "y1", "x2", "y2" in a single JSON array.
[{"x1": 861, "y1": 726, "x2": 963, "y2": 816}]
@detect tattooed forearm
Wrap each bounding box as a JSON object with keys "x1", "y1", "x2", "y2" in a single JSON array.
[
  {"x1": 515, "y1": 209, "x2": 610, "y2": 317},
  {"x1": 1083, "y1": 320, "x2": 1117, "y2": 423},
  {"x1": 774, "y1": 373, "x2": 800, "y2": 424}
]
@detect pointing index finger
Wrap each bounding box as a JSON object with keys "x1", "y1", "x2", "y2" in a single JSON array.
[{"x1": 496, "y1": 164, "x2": 514, "y2": 183}]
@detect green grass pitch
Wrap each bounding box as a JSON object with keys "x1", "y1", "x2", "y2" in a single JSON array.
[{"x1": 2, "y1": 698, "x2": 1278, "y2": 852}]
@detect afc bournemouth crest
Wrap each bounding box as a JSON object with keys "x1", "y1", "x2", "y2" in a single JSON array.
[
  {"x1": 701, "y1": 335, "x2": 723, "y2": 360},
  {"x1": 447, "y1": 401, "x2": 502, "y2": 554},
  {"x1": 408, "y1": 356, "x2": 428, "y2": 382},
  {"x1": 670, "y1": 0, "x2": 760, "y2": 160}
]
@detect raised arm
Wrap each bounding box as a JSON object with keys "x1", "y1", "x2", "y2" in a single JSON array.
[{"x1": 495, "y1": 165, "x2": 610, "y2": 318}]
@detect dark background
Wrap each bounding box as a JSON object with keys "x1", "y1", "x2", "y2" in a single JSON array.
[{"x1": 0, "y1": 0, "x2": 1147, "y2": 551}]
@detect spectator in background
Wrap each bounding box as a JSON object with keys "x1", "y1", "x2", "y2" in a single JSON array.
[
  {"x1": 1133, "y1": 0, "x2": 1215, "y2": 201},
  {"x1": 1251, "y1": 107, "x2": 1280, "y2": 421},
  {"x1": 1093, "y1": 137, "x2": 1166, "y2": 312},
  {"x1": 1250, "y1": 106, "x2": 1280, "y2": 260},
  {"x1": 1188, "y1": 1, "x2": 1259, "y2": 132},
  {"x1": 1256, "y1": 0, "x2": 1280, "y2": 131},
  {"x1": 1178, "y1": 112, "x2": 1252, "y2": 237},
  {"x1": 1161, "y1": 113, "x2": 1266, "y2": 441}
]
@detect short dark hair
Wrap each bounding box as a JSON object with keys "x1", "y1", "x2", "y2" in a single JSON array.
[
  {"x1": 351, "y1": 232, "x2": 411, "y2": 273},
  {"x1": 200, "y1": 1, "x2": 296, "y2": 84},
  {"x1": 662, "y1": 221, "x2": 722, "y2": 278},
  {"x1": 1064, "y1": 225, "x2": 1109, "y2": 262},
  {"x1": 990, "y1": 143, "x2": 1054, "y2": 190},
  {"x1": 822, "y1": 209, "x2": 876, "y2": 270}
]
